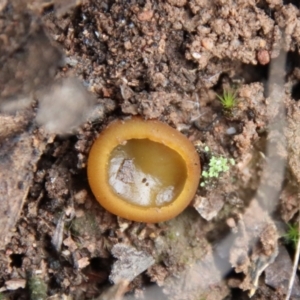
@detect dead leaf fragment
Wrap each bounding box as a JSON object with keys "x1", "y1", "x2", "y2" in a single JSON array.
[
  {"x1": 109, "y1": 243, "x2": 155, "y2": 284},
  {"x1": 5, "y1": 278, "x2": 26, "y2": 290},
  {"x1": 77, "y1": 257, "x2": 90, "y2": 269},
  {"x1": 0, "y1": 129, "x2": 47, "y2": 249},
  {"x1": 193, "y1": 195, "x2": 224, "y2": 221}
]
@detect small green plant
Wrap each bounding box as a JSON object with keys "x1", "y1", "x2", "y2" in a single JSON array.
[
  {"x1": 283, "y1": 222, "x2": 299, "y2": 248},
  {"x1": 216, "y1": 88, "x2": 237, "y2": 110},
  {"x1": 200, "y1": 147, "x2": 235, "y2": 187}
]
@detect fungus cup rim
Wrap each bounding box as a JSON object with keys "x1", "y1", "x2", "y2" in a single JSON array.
[{"x1": 87, "y1": 117, "x2": 201, "y2": 223}]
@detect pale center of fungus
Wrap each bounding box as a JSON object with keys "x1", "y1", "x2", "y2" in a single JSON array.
[{"x1": 108, "y1": 139, "x2": 187, "y2": 208}]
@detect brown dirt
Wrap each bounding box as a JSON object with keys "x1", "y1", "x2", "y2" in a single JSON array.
[{"x1": 0, "y1": 0, "x2": 300, "y2": 299}]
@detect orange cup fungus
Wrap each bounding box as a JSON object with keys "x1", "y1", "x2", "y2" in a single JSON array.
[{"x1": 87, "y1": 118, "x2": 201, "y2": 223}]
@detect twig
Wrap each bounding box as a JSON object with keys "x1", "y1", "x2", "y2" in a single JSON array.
[{"x1": 285, "y1": 217, "x2": 300, "y2": 300}]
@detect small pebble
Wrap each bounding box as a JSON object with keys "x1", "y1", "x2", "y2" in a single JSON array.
[
  {"x1": 226, "y1": 218, "x2": 236, "y2": 228},
  {"x1": 74, "y1": 189, "x2": 87, "y2": 204},
  {"x1": 257, "y1": 49, "x2": 270, "y2": 65},
  {"x1": 226, "y1": 127, "x2": 237, "y2": 135},
  {"x1": 201, "y1": 38, "x2": 214, "y2": 50},
  {"x1": 192, "y1": 52, "x2": 201, "y2": 59},
  {"x1": 138, "y1": 10, "x2": 153, "y2": 21}
]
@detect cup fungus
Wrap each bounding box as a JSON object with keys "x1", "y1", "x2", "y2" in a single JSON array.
[{"x1": 87, "y1": 118, "x2": 201, "y2": 223}]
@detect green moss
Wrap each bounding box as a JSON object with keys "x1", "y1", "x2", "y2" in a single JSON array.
[
  {"x1": 283, "y1": 222, "x2": 299, "y2": 248},
  {"x1": 200, "y1": 153, "x2": 235, "y2": 187},
  {"x1": 28, "y1": 276, "x2": 47, "y2": 300},
  {"x1": 216, "y1": 88, "x2": 237, "y2": 111}
]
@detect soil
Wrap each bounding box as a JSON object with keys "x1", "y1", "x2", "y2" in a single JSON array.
[{"x1": 0, "y1": 0, "x2": 300, "y2": 299}]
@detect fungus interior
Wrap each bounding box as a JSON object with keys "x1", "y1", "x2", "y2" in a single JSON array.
[
  {"x1": 108, "y1": 138, "x2": 187, "y2": 208},
  {"x1": 87, "y1": 118, "x2": 201, "y2": 223}
]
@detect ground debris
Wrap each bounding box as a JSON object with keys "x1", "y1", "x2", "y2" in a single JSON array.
[
  {"x1": 147, "y1": 209, "x2": 224, "y2": 300},
  {"x1": 121, "y1": 89, "x2": 200, "y2": 127},
  {"x1": 193, "y1": 194, "x2": 224, "y2": 221},
  {"x1": 96, "y1": 281, "x2": 129, "y2": 300},
  {"x1": 286, "y1": 100, "x2": 300, "y2": 185},
  {"x1": 0, "y1": 125, "x2": 49, "y2": 249},
  {"x1": 51, "y1": 214, "x2": 65, "y2": 252},
  {"x1": 163, "y1": 252, "x2": 229, "y2": 300},
  {"x1": 265, "y1": 245, "x2": 300, "y2": 298},
  {"x1": 21, "y1": 0, "x2": 79, "y2": 16},
  {"x1": 279, "y1": 184, "x2": 300, "y2": 222},
  {"x1": 109, "y1": 243, "x2": 155, "y2": 284},
  {"x1": 0, "y1": 110, "x2": 32, "y2": 139},
  {"x1": 0, "y1": 2, "x2": 62, "y2": 111},
  {"x1": 5, "y1": 278, "x2": 26, "y2": 290},
  {"x1": 28, "y1": 275, "x2": 48, "y2": 300},
  {"x1": 184, "y1": 1, "x2": 276, "y2": 68},
  {"x1": 47, "y1": 294, "x2": 73, "y2": 300},
  {"x1": 228, "y1": 201, "x2": 279, "y2": 296},
  {"x1": 147, "y1": 265, "x2": 169, "y2": 287}
]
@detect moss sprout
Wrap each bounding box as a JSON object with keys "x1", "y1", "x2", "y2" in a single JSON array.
[
  {"x1": 283, "y1": 222, "x2": 299, "y2": 248},
  {"x1": 216, "y1": 88, "x2": 237, "y2": 111}
]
